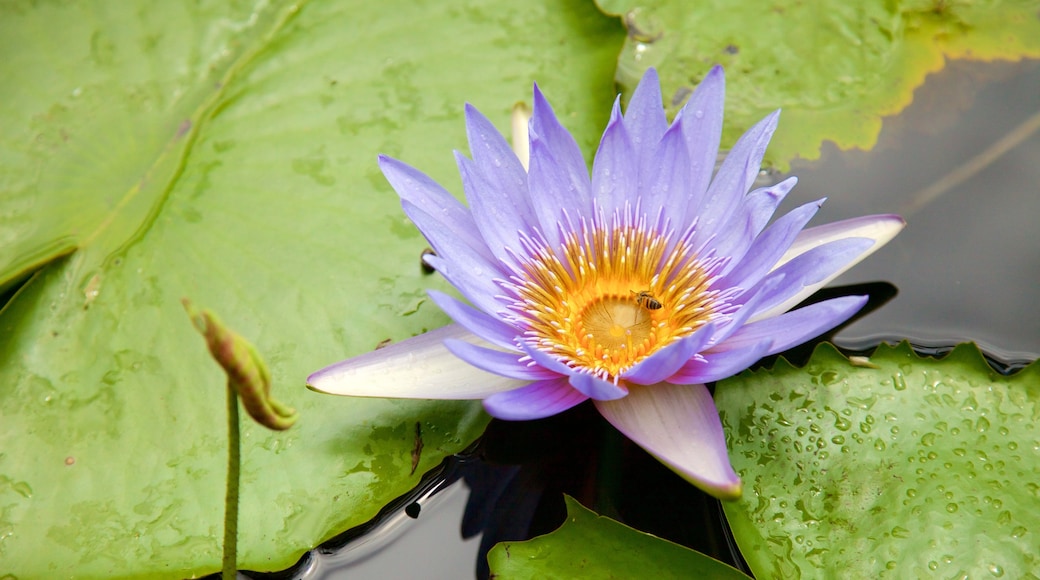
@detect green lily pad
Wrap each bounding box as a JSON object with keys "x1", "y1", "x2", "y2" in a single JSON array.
[
  {"x1": 596, "y1": 0, "x2": 1040, "y2": 170},
  {"x1": 716, "y1": 342, "x2": 1040, "y2": 578},
  {"x1": 488, "y1": 496, "x2": 752, "y2": 579},
  {"x1": 0, "y1": 0, "x2": 622, "y2": 576}
]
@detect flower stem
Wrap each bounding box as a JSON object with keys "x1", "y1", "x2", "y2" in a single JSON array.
[{"x1": 223, "y1": 382, "x2": 240, "y2": 579}]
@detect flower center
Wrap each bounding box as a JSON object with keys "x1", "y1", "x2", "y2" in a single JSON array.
[
  {"x1": 578, "y1": 295, "x2": 654, "y2": 354},
  {"x1": 505, "y1": 215, "x2": 719, "y2": 382}
]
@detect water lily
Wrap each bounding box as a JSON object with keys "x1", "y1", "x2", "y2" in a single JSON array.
[{"x1": 308, "y1": 67, "x2": 904, "y2": 499}]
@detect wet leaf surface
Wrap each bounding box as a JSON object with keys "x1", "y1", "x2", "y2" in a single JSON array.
[
  {"x1": 717, "y1": 342, "x2": 1040, "y2": 578},
  {"x1": 0, "y1": 0, "x2": 622, "y2": 576}
]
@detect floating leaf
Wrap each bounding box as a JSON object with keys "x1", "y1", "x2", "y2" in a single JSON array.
[
  {"x1": 596, "y1": 0, "x2": 1040, "y2": 169},
  {"x1": 0, "y1": 0, "x2": 622, "y2": 576},
  {"x1": 488, "y1": 496, "x2": 752, "y2": 579},
  {"x1": 717, "y1": 342, "x2": 1040, "y2": 578}
]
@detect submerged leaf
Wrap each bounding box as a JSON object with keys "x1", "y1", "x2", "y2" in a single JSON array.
[
  {"x1": 717, "y1": 342, "x2": 1040, "y2": 578},
  {"x1": 488, "y1": 496, "x2": 752, "y2": 579}
]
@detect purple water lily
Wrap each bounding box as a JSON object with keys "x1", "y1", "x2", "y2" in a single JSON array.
[{"x1": 308, "y1": 67, "x2": 904, "y2": 499}]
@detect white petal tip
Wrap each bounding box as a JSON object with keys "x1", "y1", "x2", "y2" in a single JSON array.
[
  {"x1": 687, "y1": 474, "x2": 743, "y2": 500},
  {"x1": 304, "y1": 325, "x2": 530, "y2": 400},
  {"x1": 594, "y1": 383, "x2": 743, "y2": 500},
  {"x1": 781, "y1": 213, "x2": 907, "y2": 270},
  {"x1": 865, "y1": 214, "x2": 907, "y2": 243}
]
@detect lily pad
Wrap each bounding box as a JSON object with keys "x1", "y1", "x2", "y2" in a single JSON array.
[
  {"x1": 716, "y1": 342, "x2": 1040, "y2": 578},
  {"x1": 596, "y1": 0, "x2": 1040, "y2": 170},
  {"x1": 0, "y1": 0, "x2": 622, "y2": 576},
  {"x1": 488, "y1": 496, "x2": 752, "y2": 579}
]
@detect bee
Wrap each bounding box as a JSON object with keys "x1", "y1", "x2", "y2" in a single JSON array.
[{"x1": 633, "y1": 290, "x2": 663, "y2": 310}]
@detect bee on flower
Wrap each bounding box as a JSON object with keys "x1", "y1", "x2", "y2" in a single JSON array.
[
  {"x1": 633, "y1": 290, "x2": 663, "y2": 311},
  {"x1": 308, "y1": 67, "x2": 904, "y2": 499}
]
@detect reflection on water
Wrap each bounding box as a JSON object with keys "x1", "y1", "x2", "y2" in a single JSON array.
[
  {"x1": 788, "y1": 59, "x2": 1040, "y2": 363},
  {"x1": 296, "y1": 481, "x2": 480, "y2": 579},
  {"x1": 252, "y1": 59, "x2": 1040, "y2": 579}
]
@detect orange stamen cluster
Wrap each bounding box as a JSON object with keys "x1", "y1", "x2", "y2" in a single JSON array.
[{"x1": 507, "y1": 218, "x2": 718, "y2": 382}]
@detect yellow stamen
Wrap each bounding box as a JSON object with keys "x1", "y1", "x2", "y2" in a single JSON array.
[{"x1": 509, "y1": 220, "x2": 717, "y2": 381}]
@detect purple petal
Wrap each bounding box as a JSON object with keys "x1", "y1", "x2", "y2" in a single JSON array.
[
  {"x1": 528, "y1": 85, "x2": 592, "y2": 220},
  {"x1": 691, "y1": 110, "x2": 780, "y2": 251},
  {"x1": 483, "y1": 377, "x2": 587, "y2": 420},
  {"x1": 752, "y1": 214, "x2": 905, "y2": 321},
  {"x1": 456, "y1": 152, "x2": 535, "y2": 268},
  {"x1": 569, "y1": 372, "x2": 629, "y2": 401},
  {"x1": 307, "y1": 324, "x2": 528, "y2": 399},
  {"x1": 526, "y1": 85, "x2": 593, "y2": 247},
  {"x1": 711, "y1": 177, "x2": 799, "y2": 268},
  {"x1": 677, "y1": 65, "x2": 725, "y2": 214},
  {"x1": 721, "y1": 295, "x2": 868, "y2": 355},
  {"x1": 464, "y1": 104, "x2": 531, "y2": 212},
  {"x1": 519, "y1": 342, "x2": 577, "y2": 376},
  {"x1": 703, "y1": 277, "x2": 779, "y2": 345},
  {"x1": 427, "y1": 290, "x2": 518, "y2": 350},
  {"x1": 403, "y1": 203, "x2": 505, "y2": 316},
  {"x1": 748, "y1": 237, "x2": 875, "y2": 322},
  {"x1": 744, "y1": 177, "x2": 799, "y2": 237},
  {"x1": 445, "y1": 339, "x2": 558, "y2": 381},
  {"x1": 667, "y1": 339, "x2": 773, "y2": 384},
  {"x1": 401, "y1": 199, "x2": 496, "y2": 271},
  {"x1": 624, "y1": 67, "x2": 669, "y2": 166},
  {"x1": 640, "y1": 118, "x2": 693, "y2": 224},
  {"x1": 379, "y1": 155, "x2": 490, "y2": 261},
  {"x1": 595, "y1": 383, "x2": 742, "y2": 499},
  {"x1": 718, "y1": 198, "x2": 824, "y2": 289},
  {"x1": 778, "y1": 214, "x2": 906, "y2": 269},
  {"x1": 622, "y1": 323, "x2": 716, "y2": 385},
  {"x1": 590, "y1": 98, "x2": 638, "y2": 216}
]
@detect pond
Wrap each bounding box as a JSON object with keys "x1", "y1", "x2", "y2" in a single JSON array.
[{"x1": 237, "y1": 57, "x2": 1040, "y2": 579}]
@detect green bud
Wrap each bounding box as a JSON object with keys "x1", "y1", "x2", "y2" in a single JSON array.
[{"x1": 182, "y1": 298, "x2": 298, "y2": 431}]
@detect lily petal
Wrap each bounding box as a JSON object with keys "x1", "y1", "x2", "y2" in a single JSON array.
[
  {"x1": 379, "y1": 155, "x2": 490, "y2": 260},
  {"x1": 464, "y1": 104, "x2": 531, "y2": 213},
  {"x1": 307, "y1": 325, "x2": 528, "y2": 399},
  {"x1": 776, "y1": 214, "x2": 906, "y2": 270},
  {"x1": 421, "y1": 250, "x2": 504, "y2": 318},
  {"x1": 722, "y1": 295, "x2": 868, "y2": 355},
  {"x1": 748, "y1": 237, "x2": 874, "y2": 323},
  {"x1": 427, "y1": 290, "x2": 518, "y2": 350},
  {"x1": 677, "y1": 65, "x2": 725, "y2": 215},
  {"x1": 668, "y1": 339, "x2": 773, "y2": 384},
  {"x1": 595, "y1": 383, "x2": 742, "y2": 499},
  {"x1": 570, "y1": 372, "x2": 629, "y2": 400},
  {"x1": 624, "y1": 67, "x2": 669, "y2": 170},
  {"x1": 528, "y1": 84, "x2": 593, "y2": 220},
  {"x1": 641, "y1": 116, "x2": 692, "y2": 225},
  {"x1": 519, "y1": 341, "x2": 576, "y2": 376},
  {"x1": 445, "y1": 339, "x2": 557, "y2": 381},
  {"x1": 718, "y1": 198, "x2": 824, "y2": 289},
  {"x1": 622, "y1": 323, "x2": 715, "y2": 385},
  {"x1": 456, "y1": 152, "x2": 532, "y2": 268},
  {"x1": 591, "y1": 98, "x2": 638, "y2": 217},
  {"x1": 484, "y1": 377, "x2": 587, "y2": 420},
  {"x1": 691, "y1": 110, "x2": 780, "y2": 252},
  {"x1": 711, "y1": 177, "x2": 799, "y2": 269}
]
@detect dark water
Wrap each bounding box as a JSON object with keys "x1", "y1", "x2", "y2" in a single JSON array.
[
  {"x1": 792, "y1": 58, "x2": 1040, "y2": 364},
  {"x1": 240, "y1": 59, "x2": 1040, "y2": 580}
]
